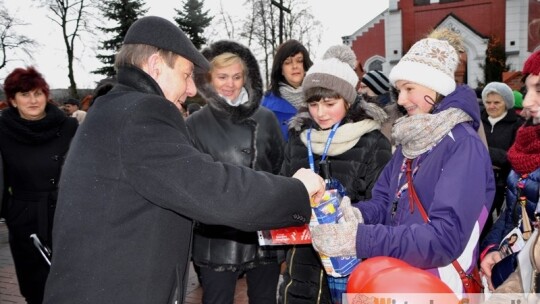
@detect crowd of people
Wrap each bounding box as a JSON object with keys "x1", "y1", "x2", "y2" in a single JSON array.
[{"x1": 0, "y1": 14, "x2": 539, "y2": 304}]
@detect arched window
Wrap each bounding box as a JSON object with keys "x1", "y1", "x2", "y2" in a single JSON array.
[{"x1": 368, "y1": 60, "x2": 383, "y2": 71}]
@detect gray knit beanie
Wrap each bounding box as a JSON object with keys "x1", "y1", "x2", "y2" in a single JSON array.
[
  {"x1": 303, "y1": 58, "x2": 359, "y2": 105},
  {"x1": 481, "y1": 82, "x2": 514, "y2": 109}
]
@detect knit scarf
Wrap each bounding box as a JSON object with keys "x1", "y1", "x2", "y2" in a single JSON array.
[
  {"x1": 279, "y1": 82, "x2": 304, "y2": 110},
  {"x1": 507, "y1": 123, "x2": 540, "y2": 175},
  {"x1": 392, "y1": 108, "x2": 472, "y2": 159},
  {"x1": 0, "y1": 103, "x2": 68, "y2": 145},
  {"x1": 300, "y1": 119, "x2": 381, "y2": 156}
]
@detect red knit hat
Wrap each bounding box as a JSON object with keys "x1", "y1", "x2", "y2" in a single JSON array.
[{"x1": 523, "y1": 50, "x2": 540, "y2": 75}]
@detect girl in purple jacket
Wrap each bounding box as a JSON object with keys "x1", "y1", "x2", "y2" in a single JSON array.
[{"x1": 310, "y1": 28, "x2": 495, "y2": 297}]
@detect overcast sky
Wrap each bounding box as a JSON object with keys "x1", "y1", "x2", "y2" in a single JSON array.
[{"x1": 2, "y1": 0, "x2": 389, "y2": 89}]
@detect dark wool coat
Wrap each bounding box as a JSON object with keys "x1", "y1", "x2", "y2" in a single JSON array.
[
  {"x1": 43, "y1": 65, "x2": 311, "y2": 304},
  {"x1": 0, "y1": 104, "x2": 78, "y2": 242},
  {"x1": 279, "y1": 103, "x2": 392, "y2": 304},
  {"x1": 187, "y1": 40, "x2": 285, "y2": 270},
  {"x1": 0, "y1": 104, "x2": 77, "y2": 303}
]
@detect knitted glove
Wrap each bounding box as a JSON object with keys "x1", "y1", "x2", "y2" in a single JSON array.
[
  {"x1": 339, "y1": 196, "x2": 363, "y2": 224},
  {"x1": 310, "y1": 196, "x2": 361, "y2": 257}
]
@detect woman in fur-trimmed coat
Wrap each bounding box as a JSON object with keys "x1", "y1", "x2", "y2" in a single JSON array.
[{"x1": 186, "y1": 40, "x2": 285, "y2": 304}]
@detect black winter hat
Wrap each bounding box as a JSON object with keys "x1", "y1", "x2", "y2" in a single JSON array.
[
  {"x1": 361, "y1": 70, "x2": 390, "y2": 95},
  {"x1": 64, "y1": 98, "x2": 80, "y2": 107},
  {"x1": 124, "y1": 16, "x2": 210, "y2": 72}
]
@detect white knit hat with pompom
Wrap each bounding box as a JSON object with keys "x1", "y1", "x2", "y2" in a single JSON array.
[{"x1": 389, "y1": 38, "x2": 459, "y2": 96}]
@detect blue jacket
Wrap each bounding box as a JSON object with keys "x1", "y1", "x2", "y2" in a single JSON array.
[
  {"x1": 356, "y1": 85, "x2": 495, "y2": 295},
  {"x1": 261, "y1": 92, "x2": 297, "y2": 141},
  {"x1": 481, "y1": 167, "x2": 540, "y2": 252}
]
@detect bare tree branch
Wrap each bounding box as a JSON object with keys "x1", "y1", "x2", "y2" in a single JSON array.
[
  {"x1": 0, "y1": 6, "x2": 37, "y2": 70},
  {"x1": 217, "y1": 2, "x2": 235, "y2": 39},
  {"x1": 234, "y1": 0, "x2": 318, "y2": 87},
  {"x1": 43, "y1": 0, "x2": 95, "y2": 98}
]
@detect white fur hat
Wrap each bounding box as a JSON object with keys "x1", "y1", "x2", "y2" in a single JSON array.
[{"x1": 389, "y1": 38, "x2": 459, "y2": 96}]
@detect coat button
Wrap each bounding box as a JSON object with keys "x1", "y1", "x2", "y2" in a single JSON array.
[
  {"x1": 52, "y1": 155, "x2": 60, "y2": 161},
  {"x1": 49, "y1": 179, "x2": 56, "y2": 185}
]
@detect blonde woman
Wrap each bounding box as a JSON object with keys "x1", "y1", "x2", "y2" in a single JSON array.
[{"x1": 187, "y1": 40, "x2": 285, "y2": 304}]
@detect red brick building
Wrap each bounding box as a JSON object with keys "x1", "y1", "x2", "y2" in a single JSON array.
[{"x1": 344, "y1": 0, "x2": 540, "y2": 89}]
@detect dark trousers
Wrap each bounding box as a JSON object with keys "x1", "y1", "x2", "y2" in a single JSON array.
[
  {"x1": 9, "y1": 228, "x2": 50, "y2": 304},
  {"x1": 5, "y1": 195, "x2": 55, "y2": 304},
  {"x1": 200, "y1": 262, "x2": 281, "y2": 304}
]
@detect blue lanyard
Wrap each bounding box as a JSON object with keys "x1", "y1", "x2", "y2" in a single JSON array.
[{"x1": 307, "y1": 121, "x2": 341, "y2": 172}]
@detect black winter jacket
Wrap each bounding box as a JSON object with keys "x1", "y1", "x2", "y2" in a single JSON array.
[
  {"x1": 187, "y1": 40, "x2": 285, "y2": 270},
  {"x1": 282, "y1": 107, "x2": 392, "y2": 202},
  {"x1": 279, "y1": 103, "x2": 392, "y2": 303}
]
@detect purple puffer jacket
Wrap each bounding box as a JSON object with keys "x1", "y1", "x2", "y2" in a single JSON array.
[{"x1": 355, "y1": 85, "x2": 495, "y2": 295}]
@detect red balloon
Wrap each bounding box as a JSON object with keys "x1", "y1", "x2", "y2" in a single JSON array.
[
  {"x1": 359, "y1": 266, "x2": 454, "y2": 294},
  {"x1": 347, "y1": 256, "x2": 410, "y2": 293},
  {"x1": 347, "y1": 257, "x2": 460, "y2": 304}
]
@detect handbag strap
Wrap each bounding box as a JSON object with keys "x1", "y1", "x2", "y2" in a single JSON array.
[
  {"x1": 405, "y1": 159, "x2": 470, "y2": 280},
  {"x1": 511, "y1": 174, "x2": 533, "y2": 240},
  {"x1": 406, "y1": 159, "x2": 428, "y2": 220}
]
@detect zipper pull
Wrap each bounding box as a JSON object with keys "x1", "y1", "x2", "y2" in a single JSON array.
[{"x1": 391, "y1": 200, "x2": 398, "y2": 218}]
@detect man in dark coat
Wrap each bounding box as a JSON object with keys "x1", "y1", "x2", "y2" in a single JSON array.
[{"x1": 43, "y1": 16, "x2": 325, "y2": 304}]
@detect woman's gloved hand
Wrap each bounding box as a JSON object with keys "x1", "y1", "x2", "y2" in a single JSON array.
[
  {"x1": 310, "y1": 196, "x2": 362, "y2": 257},
  {"x1": 340, "y1": 196, "x2": 363, "y2": 223}
]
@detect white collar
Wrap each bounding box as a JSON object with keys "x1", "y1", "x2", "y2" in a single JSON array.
[{"x1": 222, "y1": 87, "x2": 249, "y2": 107}]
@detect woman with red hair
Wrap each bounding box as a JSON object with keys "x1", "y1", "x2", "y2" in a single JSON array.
[{"x1": 0, "y1": 66, "x2": 78, "y2": 303}]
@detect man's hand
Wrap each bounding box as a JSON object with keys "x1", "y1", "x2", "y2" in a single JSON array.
[
  {"x1": 480, "y1": 251, "x2": 503, "y2": 291},
  {"x1": 292, "y1": 168, "x2": 325, "y2": 204}
]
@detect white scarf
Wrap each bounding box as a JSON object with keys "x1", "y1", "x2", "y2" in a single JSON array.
[
  {"x1": 300, "y1": 120, "x2": 381, "y2": 156},
  {"x1": 222, "y1": 87, "x2": 249, "y2": 107}
]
